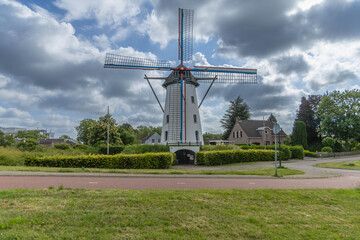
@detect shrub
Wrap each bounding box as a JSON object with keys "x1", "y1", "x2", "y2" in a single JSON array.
[
  {"x1": 15, "y1": 139, "x2": 39, "y2": 151},
  {"x1": 25, "y1": 152, "x2": 174, "y2": 169},
  {"x1": 239, "y1": 144, "x2": 292, "y2": 160},
  {"x1": 356, "y1": 143, "x2": 360, "y2": 151},
  {"x1": 54, "y1": 143, "x2": 71, "y2": 150},
  {"x1": 73, "y1": 144, "x2": 99, "y2": 154},
  {"x1": 200, "y1": 145, "x2": 239, "y2": 151},
  {"x1": 122, "y1": 144, "x2": 169, "y2": 154},
  {"x1": 0, "y1": 147, "x2": 28, "y2": 166},
  {"x1": 99, "y1": 144, "x2": 124, "y2": 155},
  {"x1": 322, "y1": 137, "x2": 335, "y2": 148},
  {"x1": 196, "y1": 149, "x2": 284, "y2": 166},
  {"x1": 321, "y1": 147, "x2": 332, "y2": 153},
  {"x1": 333, "y1": 140, "x2": 345, "y2": 152},
  {"x1": 292, "y1": 121, "x2": 308, "y2": 150},
  {"x1": 304, "y1": 151, "x2": 317, "y2": 158},
  {"x1": 290, "y1": 145, "x2": 304, "y2": 159}
]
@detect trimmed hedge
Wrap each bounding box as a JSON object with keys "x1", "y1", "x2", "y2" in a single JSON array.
[
  {"x1": 321, "y1": 147, "x2": 332, "y2": 153},
  {"x1": 290, "y1": 145, "x2": 304, "y2": 159},
  {"x1": 99, "y1": 145, "x2": 124, "y2": 155},
  {"x1": 122, "y1": 144, "x2": 170, "y2": 154},
  {"x1": 239, "y1": 144, "x2": 292, "y2": 160},
  {"x1": 25, "y1": 153, "x2": 173, "y2": 169},
  {"x1": 196, "y1": 149, "x2": 284, "y2": 166},
  {"x1": 304, "y1": 151, "x2": 317, "y2": 158}
]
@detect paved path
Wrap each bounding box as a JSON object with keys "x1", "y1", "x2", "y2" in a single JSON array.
[{"x1": 0, "y1": 155, "x2": 359, "y2": 190}]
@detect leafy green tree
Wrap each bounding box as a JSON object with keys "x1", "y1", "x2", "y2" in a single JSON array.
[
  {"x1": 203, "y1": 132, "x2": 223, "y2": 142},
  {"x1": 59, "y1": 135, "x2": 71, "y2": 140},
  {"x1": 134, "y1": 125, "x2": 161, "y2": 142},
  {"x1": 316, "y1": 89, "x2": 360, "y2": 151},
  {"x1": 15, "y1": 138, "x2": 39, "y2": 151},
  {"x1": 87, "y1": 114, "x2": 123, "y2": 146},
  {"x1": 0, "y1": 131, "x2": 15, "y2": 147},
  {"x1": 220, "y1": 96, "x2": 250, "y2": 139},
  {"x1": 16, "y1": 130, "x2": 42, "y2": 140},
  {"x1": 75, "y1": 119, "x2": 97, "y2": 144},
  {"x1": 292, "y1": 121, "x2": 308, "y2": 149}
]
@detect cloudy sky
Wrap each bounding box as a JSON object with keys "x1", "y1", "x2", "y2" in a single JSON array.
[{"x1": 0, "y1": 0, "x2": 359, "y2": 138}]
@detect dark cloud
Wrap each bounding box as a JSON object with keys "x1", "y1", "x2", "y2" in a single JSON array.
[{"x1": 274, "y1": 55, "x2": 309, "y2": 75}]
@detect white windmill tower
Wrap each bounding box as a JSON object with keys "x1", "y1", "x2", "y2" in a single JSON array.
[{"x1": 104, "y1": 9, "x2": 257, "y2": 163}]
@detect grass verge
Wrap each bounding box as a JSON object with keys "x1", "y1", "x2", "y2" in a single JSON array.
[
  {"x1": 315, "y1": 160, "x2": 360, "y2": 170},
  {"x1": 0, "y1": 165, "x2": 303, "y2": 177},
  {"x1": 0, "y1": 189, "x2": 359, "y2": 239}
]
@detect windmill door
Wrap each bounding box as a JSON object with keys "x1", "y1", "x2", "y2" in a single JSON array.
[{"x1": 175, "y1": 150, "x2": 195, "y2": 164}]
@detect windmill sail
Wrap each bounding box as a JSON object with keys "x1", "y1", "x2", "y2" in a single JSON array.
[
  {"x1": 179, "y1": 9, "x2": 194, "y2": 62},
  {"x1": 192, "y1": 66, "x2": 257, "y2": 84},
  {"x1": 104, "y1": 53, "x2": 172, "y2": 71}
]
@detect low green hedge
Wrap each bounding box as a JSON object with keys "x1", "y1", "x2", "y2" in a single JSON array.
[
  {"x1": 196, "y1": 149, "x2": 284, "y2": 166},
  {"x1": 122, "y1": 144, "x2": 170, "y2": 154},
  {"x1": 290, "y1": 145, "x2": 304, "y2": 159},
  {"x1": 25, "y1": 153, "x2": 174, "y2": 169},
  {"x1": 321, "y1": 147, "x2": 332, "y2": 153},
  {"x1": 99, "y1": 145, "x2": 124, "y2": 155},
  {"x1": 304, "y1": 151, "x2": 317, "y2": 158},
  {"x1": 239, "y1": 145, "x2": 292, "y2": 160}
]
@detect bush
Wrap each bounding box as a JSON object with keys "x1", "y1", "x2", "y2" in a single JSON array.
[
  {"x1": 122, "y1": 144, "x2": 169, "y2": 154},
  {"x1": 333, "y1": 140, "x2": 345, "y2": 152},
  {"x1": 54, "y1": 143, "x2": 71, "y2": 150},
  {"x1": 321, "y1": 147, "x2": 332, "y2": 153},
  {"x1": 238, "y1": 144, "x2": 292, "y2": 160},
  {"x1": 99, "y1": 144, "x2": 124, "y2": 155},
  {"x1": 322, "y1": 137, "x2": 335, "y2": 148},
  {"x1": 25, "y1": 152, "x2": 174, "y2": 169},
  {"x1": 304, "y1": 151, "x2": 317, "y2": 158},
  {"x1": 0, "y1": 147, "x2": 28, "y2": 166},
  {"x1": 196, "y1": 149, "x2": 284, "y2": 166},
  {"x1": 200, "y1": 145, "x2": 239, "y2": 151},
  {"x1": 73, "y1": 144, "x2": 99, "y2": 154},
  {"x1": 290, "y1": 145, "x2": 304, "y2": 159},
  {"x1": 15, "y1": 139, "x2": 39, "y2": 151}
]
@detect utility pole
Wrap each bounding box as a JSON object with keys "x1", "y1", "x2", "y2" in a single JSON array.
[{"x1": 107, "y1": 105, "x2": 110, "y2": 155}]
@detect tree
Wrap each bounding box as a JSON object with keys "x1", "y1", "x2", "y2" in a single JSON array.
[
  {"x1": 203, "y1": 132, "x2": 223, "y2": 142},
  {"x1": 87, "y1": 114, "x2": 123, "y2": 146},
  {"x1": 16, "y1": 130, "x2": 42, "y2": 140},
  {"x1": 316, "y1": 89, "x2": 360, "y2": 151},
  {"x1": 75, "y1": 119, "x2": 97, "y2": 144},
  {"x1": 267, "y1": 113, "x2": 277, "y2": 123},
  {"x1": 59, "y1": 135, "x2": 71, "y2": 140},
  {"x1": 220, "y1": 96, "x2": 250, "y2": 139},
  {"x1": 295, "y1": 95, "x2": 321, "y2": 145},
  {"x1": 292, "y1": 121, "x2": 308, "y2": 149},
  {"x1": 134, "y1": 125, "x2": 162, "y2": 142},
  {"x1": 0, "y1": 131, "x2": 15, "y2": 147}
]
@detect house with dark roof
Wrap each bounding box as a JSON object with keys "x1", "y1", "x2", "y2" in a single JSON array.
[
  {"x1": 141, "y1": 132, "x2": 161, "y2": 145},
  {"x1": 228, "y1": 117, "x2": 287, "y2": 145}
]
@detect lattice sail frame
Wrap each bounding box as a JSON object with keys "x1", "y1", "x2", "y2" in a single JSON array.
[{"x1": 179, "y1": 9, "x2": 194, "y2": 62}]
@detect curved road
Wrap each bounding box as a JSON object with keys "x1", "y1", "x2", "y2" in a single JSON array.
[{"x1": 1, "y1": 155, "x2": 360, "y2": 190}]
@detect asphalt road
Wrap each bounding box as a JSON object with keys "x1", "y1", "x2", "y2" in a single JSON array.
[{"x1": 1, "y1": 154, "x2": 360, "y2": 190}]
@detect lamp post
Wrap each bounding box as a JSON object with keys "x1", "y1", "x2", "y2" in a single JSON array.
[{"x1": 273, "y1": 124, "x2": 280, "y2": 176}]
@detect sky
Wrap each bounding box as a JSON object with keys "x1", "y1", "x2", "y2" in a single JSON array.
[{"x1": 0, "y1": 0, "x2": 359, "y2": 138}]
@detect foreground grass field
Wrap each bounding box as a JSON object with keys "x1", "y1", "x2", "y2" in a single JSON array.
[
  {"x1": 316, "y1": 160, "x2": 360, "y2": 170},
  {"x1": 0, "y1": 165, "x2": 304, "y2": 177},
  {"x1": 0, "y1": 189, "x2": 360, "y2": 239}
]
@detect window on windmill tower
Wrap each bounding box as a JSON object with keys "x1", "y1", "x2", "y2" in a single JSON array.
[
  {"x1": 191, "y1": 96, "x2": 195, "y2": 103},
  {"x1": 193, "y1": 114, "x2": 197, "y2": 123},
  {"x1": 166, "y1": 115, "x2": 169, "y2": 123}
]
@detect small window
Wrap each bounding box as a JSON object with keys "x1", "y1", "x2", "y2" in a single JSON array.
[
  {"x1": 165, "y1": 131, "x2": 168, "y2": 141},
  {"x1": 233, "y1": 132, "x2": 235, "y2": 138},
  {"x1": 265, "y1": 130, "x2": 268, "y2": 134},
  {"x1": 166, "y1": 115, "x2": 169, "y2": 123},
  {"x1": 193, "y1": 114, "x2": 197, "y2": 123},
  {"x1": 195, "y1": 131, "x2": 199, "y2": 141},
  {"x1": 191, "y1": 96, "x2": 195, "y2": 103},
  {"x1": 240, "y1": 131, "x2": 243, "y2": 138},
  {"x1": 158, "y1": 139, "x2": 160, "y2": 143},
  {"x1": 152, "y1": 139, "x2": 155, "y2": 143},
  {"x1": 236, "y1": 131, "x2": 239, "y2": 138}
]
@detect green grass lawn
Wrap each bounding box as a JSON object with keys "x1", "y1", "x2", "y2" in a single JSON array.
[
  {"x1": 0, "y1": 188, "x2": 359, "y2": 239},
  {"x1": 0, "y1": 165, "x2": 303, "y2": 177},
  {"x1": 316, "y1": 160, "x2": 360, "y2": 170}
]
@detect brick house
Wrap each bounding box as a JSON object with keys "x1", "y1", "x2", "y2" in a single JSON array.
[{"x1": 228, "y1": 117, "x2": 287, "y2": 145}]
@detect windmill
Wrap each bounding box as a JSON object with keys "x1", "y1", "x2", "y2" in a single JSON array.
[{"x1": 104, "y1": 8, "x2": 257, "y2": 147}]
